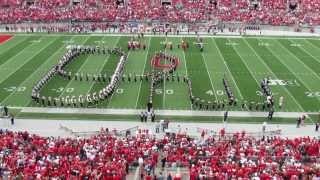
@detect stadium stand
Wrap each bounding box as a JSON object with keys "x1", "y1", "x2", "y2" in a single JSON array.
[
  {"x1": 0, "y1": 0, "x2": 319, "y2": 25},
  {"x1": 0, "y1": 128, "x2": 319, "y2": 179}
]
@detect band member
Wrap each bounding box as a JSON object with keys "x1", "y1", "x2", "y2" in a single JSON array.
[
  {"x1": 79, "y1": 95, "x2": 84, "y2": 107},
  {"x1": 41, "y1": 96, "x2": 46, "y2": 106},
  {"x1": 279, "y1": 96, "x2": 284, "y2": 109},
  {"x1": 53, "y1": 98, "x2": 57, "y2": 106},
  {"x1": 47, "y1": 96, "x2": 52, "y2": 106}
]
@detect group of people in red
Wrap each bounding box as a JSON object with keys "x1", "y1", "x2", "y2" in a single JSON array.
[
  {"x1": 0, "y1": 0, "x2": 320, "y2": 25},
  {"x1": 189, "y1": 130, "x2": 320, "y2": 179},
  {"x1": 151, "y1": 52, "x2": 180, "y2": 71},
  {"x1": 0, "y1": 126, "x2": 319, "y2": 179},
  {"x1": 127, "y1": 34, "x2": 147, "y2": 51}
]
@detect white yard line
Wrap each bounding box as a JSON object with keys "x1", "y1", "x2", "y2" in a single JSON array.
[
  {"x1": 104, "y1": 38, "x2": 126, "y2": 108},
  {"x1": 2, "y1": 36, "x2": 77, "y2": 105},
  {"x1": 210, "y1": 38, "x2": 244, "y2": 100},
  {"x1": 135, "y1": 37, "x2": 151, "y2": 109},
  {"x1": 0, "y1": 37, "x2": 56, "y2": 104},
  {"x1": 268, "y1": 39, "x2": 320, "y2": 100},
  {"x1": 163, "y1": 70, "x2": 166, "y2": 109},
  {"x1": 200, "y1": 51, "x2": 218, "y2": 100},
  {"x1": 243, "y1": 38, "x2": 305, "y2": 112},
  {"x1": 276, "y1": 39, "x2": 320, "y2": 81},
  {"x1": 226, "y1": 38, "x2": 262, "y2": 99},
  {"x1": 84, "y1": 36, "x2": 120, "y2": 95},
  {"x1": 180, "y1": 37, "x2": 193, "y2": 110},
  {"x1": 303, "y1": 39, "x2": 320, "y2": 57},
  {"x1": 0, "y1": 37, "x2": 47, "y2": 84},
  {"x1": 0, "y1": 36, "x2": 35, "y2": 68},
  {"x1": 264, "y1": 42, "x2": 320, "y2": 123},
  {"x1": 57, "y1": 36, "x2": 91, "y2": 98},
  {"x1": 163, "y1": 38, "x2": 167, "y2": 109},
  {"x1": 288, "y1": 39, "x2": 320, "y2": 64},
  {"x1": 0, "y1": 36, "x2": 27, "y2": 55}
]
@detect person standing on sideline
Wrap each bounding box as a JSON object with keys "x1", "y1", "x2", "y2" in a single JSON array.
[
  {"x1": 223, "y1": 111, "x2": 228, "y2": 128},
  {"x1": 268, "y1": 109, "x2": 274, "y2": 120},
  {"x1": 3, "y1": 105, "x2": 8, "y2": 116},
  {"x1": 160, "y1": 120, "x2": 165, "y2": 132},
  {"x1": 155, "y1": 123, "x2": 160, "y2": 133},
  {"x1": 10, "y1": 114, "x2": 14, "y2": 125},
  {"x1": 262, "y1": 121, "x2": 267, "y2": 135},
  {"x1": 301, "y1": 114, "x2": 306, "y2": 126},
  {"x1": 315, "y1": 122, "x2": 319, "y2": 132},
  {"x1": 144, "y1": 111, "x2": 148, "y2": 122},
  {"x1": 297, "y1": 117, "x2": 301, "y2": 128},
  {"x1": 223, "y1": 111, "x2": 228, "y2": 122},
  {"x1": 279, "y1": 96, "x2": 284, "y2": 109},
  {"x1": 140, "y1": 112, "x2": 144, "y2": 122}
]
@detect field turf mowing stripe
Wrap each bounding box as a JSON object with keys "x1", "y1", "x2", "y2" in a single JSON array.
[
  {"x1": 200, "y1": 44, "x2": 218, "y2": 101},
  {"x1": 247, "y1": 38, "x2": 320, "y2": 112},
  {"x1": 59, "y1": 36, "x2": 118, "y2": 98},
  {"x1": 87, "y1": 37, "x2": 122, "y2": 107},
  {"x1": 0, "y1": 36, "x2": 39, "y2": 67},
  {"x1": 0, "y1": 37, "x2": 47, "y2": 84},
  {"x1": 203, "y1": 38, "x2": 234, "y2": 101},
  {"x1": 101, "y1": 37, "x2": 130, "y2": 108},
  {"x1": 184, "y1": 37, "x2": 216, "y2": 102},
  {"x1": 36, "y1": 36, "x2": 93, "y2": 98},
  {"x1": 151, "y1": 37, "x2": 166, "y2": 109},
  {"x1": 180, "y1": 37, "x2": 193, "y2": 110},
  {"x1": 306, "y1": 39, "x2": 320, "y2": 50},
  {"x1": 278, "y1": 39, "x2": 320, "y2": 76},
  {"x1": 293, "y1": 39, "x2": 320, "y2": 64},
  {"x1": 4, "y1": 36, "x2": 76, "y2": 107},
  {"x1": 162, "y1": 37, "x2": 191, "y2": 110},
  {"x1": 242, "y1": 38, "x2": 304, "y2": 112},
  {"x1": 0, "y1": 36, "x2": 27, "y2": 55},
  {"x1": 136, "y1": 37, "x2": 163, "y2": 109},
  {"x1": 56, "y1": 37, "x2": 104, "y2": 97},
  {"x1": 85, "y1": 37, "x2": 123, "y2": 107},
  {"x1": 215, "y1": 38, "x2": 260, "y2": 103},
  {"x1": 107, "y1": 37, "x2": 150, "y2": 109},
  {"x1": 85, "y1": 36, "x2": 120, "y2": 94},
  {"x1": 210, "y1": 38, "x2": 244, "y2": 101},
  {"x1": 267, "y1": 39, "x2": 320, "y2": 98},
  {"x1": 0, "y1": 36, "x2": 63, "y2": 103},
  {"x1": 134, "y1": 38, "x2": 152, "y2": 109}
]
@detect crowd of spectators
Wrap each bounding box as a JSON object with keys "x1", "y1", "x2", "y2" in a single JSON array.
[
  {"x1": 0, "y1": 0, "x2": 319, "y2": 26},
  {"x1": 0, "y1": 127, "x2": 319, "y2": 179}
]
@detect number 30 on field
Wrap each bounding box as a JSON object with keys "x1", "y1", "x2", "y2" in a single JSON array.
[
  {"x1": 305, "y1": 91, "x2": 320, "y2": 97},
  {"x1": 3, "y1": 86, "x2": 26, "y2": 92}
]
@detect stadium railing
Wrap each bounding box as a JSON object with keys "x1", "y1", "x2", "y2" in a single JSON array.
[{"x1": 0, "y1": 21, "x2": 318, "y2": 37}]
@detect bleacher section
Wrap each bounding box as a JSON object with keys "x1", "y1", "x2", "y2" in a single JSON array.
[{"x1": 0, "y1": 0, "x2": 319, "y2": 25}]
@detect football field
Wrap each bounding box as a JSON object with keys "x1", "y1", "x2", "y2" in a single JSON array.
[{"x1": 1, "y1": 34, "x2": 320, "y2": 113}]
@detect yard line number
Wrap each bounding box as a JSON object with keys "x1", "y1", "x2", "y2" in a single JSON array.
[
  {"x1": 52, "y1": 87, "x2": 74, "y2": 93},
  {"x1": 258, "y1": 42, "x2": 270, "y2": 46},
  {"x1": 3, "y1": 86, "x2": 26, "y2": 92},
  {"x1": 290, "y1": 43, "x2": 302, "y2": 47},
  {"x1": 225, "y1": 42, "x2": 239, "y2": 46},
  {"x1": 305, "y1": 92, "x2": 320, "y2": 98}
]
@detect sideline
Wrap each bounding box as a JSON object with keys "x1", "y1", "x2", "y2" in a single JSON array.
[
  {"x1": 19, "y1": 107, "x2": 319, "y2": 118},
  {"x1": 8, "y1": 31, "x2": 320, "y2": 39}
]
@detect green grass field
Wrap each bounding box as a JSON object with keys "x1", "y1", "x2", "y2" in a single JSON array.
[{"x1": 1, "y1": 34, "x2": 320, "y2": 113}]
